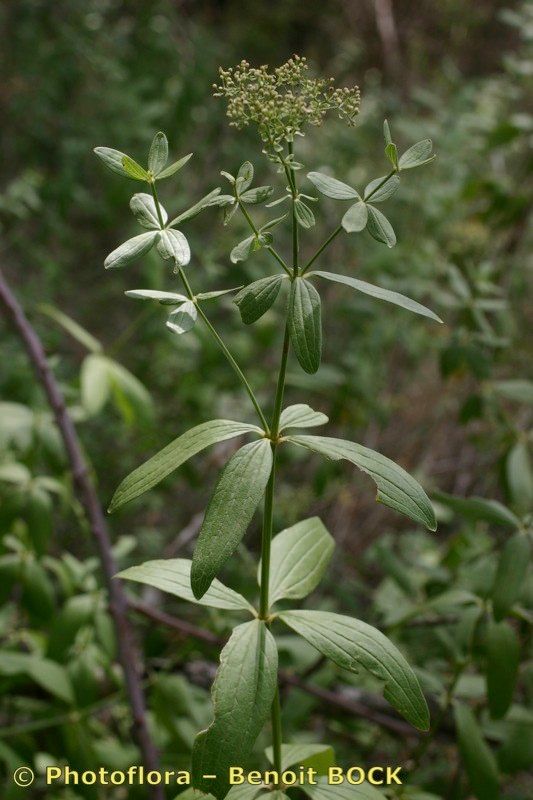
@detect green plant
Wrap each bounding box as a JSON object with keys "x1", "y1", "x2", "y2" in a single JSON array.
[{"x1": 95, "y1": 58, "x2": 441, "y2": 799}]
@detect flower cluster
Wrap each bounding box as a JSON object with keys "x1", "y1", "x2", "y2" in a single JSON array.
[{"x1": 213, "y1": 56, "x2": 361, "y2": 157}]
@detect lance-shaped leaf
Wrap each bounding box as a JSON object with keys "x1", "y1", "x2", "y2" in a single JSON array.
[
  {"x1": 109, "y1": 419, "x2": 262, "y2": 512},
  {"x1": 309, "y1": 271, "x2": 442, "y2": 323},
  {"x1": 342, "y1": 201, "x2": 368, "y2": 233},
  {"x1": 125, "y1": 289, "x2": 188, "y2": 305},
  {"x1": 191, "y1": 439, "x2": 273, "y2": 599},
  {"x1": 93, "y1": 146, "x2": 131, "y2": 177},
  {"x1": 129, "y1": 193, "x2": 167, "y2": 229},
  {"x1": 279, "y1": 610, "x2": 429, "y2": 730},
  {"x1": 492, "y1": 532, "x2": 530, "y2": 621},
  {"x1": 166, "y1": 301, "x2": 197, "y2": 334},
  {"x1": 366, "y1": 205, "x2": 396, "y2": 247},
  {"x1": 454, "y1": 703, "x2": 499, "y2": 800},
  {"x1": 307, "y1": 172, "x2": 360, "y2": 200},
  {"x1": 265, "y1": 744, "x2": 334, "y2": 774},
  {"x1": 492, "y1": 379, "x2": 533, "y2": 404},
  {"x1": 285, "y1": 435, "x2": 436, "y2": 530},
  {"x1": 104, "y1": 232, "x2": 159, "y2": 269},
  {"x1": 259, "y1": 517, "x2": 334, "y2": 604},
  {"x1": 279, "y1": 404, "x2": 329, "y2": 431},
  {"x1": 486, "y1": 620, "x2": 519, "y2": 720},
  {"x1": 398, "y1": 139, "x2": 435, "y2": 170},
  {"x1": 294, "y1": 199, "x2": 316, "y2": 228},
  {"x1": 148, "y1": 131, "x2": 168, "y2": 175},
  {"x1": 234, "y1": 275, "x2": 286, "y2": 324},
  {"x1": 156, "y1": 152, "x2": 193, "y2": 180},
  {"x1": 192, "y1": 620, "x2": 278, "y2": 799},
  {"x1": 168, "y1": 188, "x2": 222, "y2": 226},
  {"x1": 157, "y1": 229, "x2": 191, "y2": 265},
  {"x1": 289, "y1": 278, "x2": 322, "y2": 374},
  {"x1": 117, "y1": 558, "x2": 254, "y2": 613},
  {"x1": 305, "y1": 777, "x2": 386, "y2": 800},
  {"x1": 433, "y1": 490, "x2": 520, "y2": 529},
  {"x1": 122, "y1": 155, "x2": 150, "y2": 181},
  {"x1": 197, "y1": 287, "x2": 242, "y2": 301},
  {"x1": 364, "y1": 174, "x2": 400, "y2": 203},
  {"x1": 240, "y1": 186, "x2": 274, "y2": 204}
]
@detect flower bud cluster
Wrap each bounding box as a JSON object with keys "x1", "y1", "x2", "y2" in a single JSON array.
[{"x1": 213, "y1": 56, "x2": 360, "y2": 156}]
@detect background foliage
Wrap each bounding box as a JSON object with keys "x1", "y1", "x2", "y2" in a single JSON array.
[{"x1": 0, "y1": 1, "x2": 531, "y2": 798}]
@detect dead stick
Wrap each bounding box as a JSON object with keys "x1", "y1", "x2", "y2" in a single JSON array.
[{"x1": 0, "y1": 268, "x2": 164, "y2": 800}]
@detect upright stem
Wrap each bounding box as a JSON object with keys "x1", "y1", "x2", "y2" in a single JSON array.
[{"x1": 258, "y1": 140, "x2": 301, "y2": 780}]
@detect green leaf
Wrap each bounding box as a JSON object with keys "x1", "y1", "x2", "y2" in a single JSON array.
[
  {"x1": 168, "y1": 189, "x2": 222, "y2": 227},
  {"x1": 492, "y1": 533, "x2": 530, "y2": 621},
  {"x1": 454, "y1": 703, "x2": 499, "y2": 800},
  {"x1": 38, "y1": 304, "x2": 102, "y2": 352},
  {"x1": 492, "y1": 379, "x2": 533, "y2": 404},
  {"x1": 80, "y1": 354, "x2": 110, "y2": 415},
  {"x1": 279, "y1": 404, "x2": 329, "y2": 431},
  {"x1": 366, "y1": 205, "x2": 396, "y2": 247},
  {"x1": 383, "y1": 120, "x2": 392, "y2": 145},
  {"x1": 105, "y1": 358, "x2": 153, "y2": 422},
  {"x1": 191, "y1": 439, "x2": 273, "y2": 598},
  {"x1": 118, "y1": 558, "x2": 254, "y2": 613},
  {"x1": 286, "y1": 435, "x2": 436, "y2": 530},
  {"x1": 310, "y1": 271, "x2": 442, "y2": 323},
  {"x1": 506, "y1": 441, "x2": 533, "y2": 513},
  {"x1": 432, "y1": 490, "x2": 520, "y2": 529},
  {"x1": 157, "y1": 229, "x2": 191, "y2": 265},
  {"x1": 192, "y1": 620, "x2": 278, "y2": 799},
  {"x1": 230, "y1": 234, "x2": 257, "y2": 264},
  {"x1": 197, "y1": 287, "x2": 242, "y2": 301},
  {"x1": 234, "y1": 275, "x2": 285, "y2": 324},
  {"x1": 486, "y1": 620, "x2": 519, "y2": 719},
  {"x1": 93, "y1": 146, "x2": 131, "y2": 177},
  {"x1": 279, "y1": 610, "x2": 429, "y2": 730},
  {"x1": 0, "y1": 651, "x2": 74, "y2": 704},
  {"x1": 121, "y1": 155, "x2": 150, "y2": 181},
  {"x1": 156, "y1": 152, "x2": 193, "y2": 180},
  {"x1": 294, "y1": 199, "x2": 316, "y2": 228},
  {"x1": 130, "y1": 193, "x2": 167, "y2": 229},
  {"x1": 385, "y1": 143, "x2": 399, "y2": 171},
  {"x1": 307, "y1": 172, "x2": 360, "y2": 200},
  {"x1": 125, "y1": 289, "x2": 188, "y2": 304},
  {"x1": 342, "y1": 201, "x2": 368, "y2": 233},
  {"x1": 104, "y1": 232, "x2": 158, "y2": 269},
  {"x1": 240, "y1": 186, "x2": 274, "y2": 204},
  {"x1": 166, "y1": 301, "x2": 197, "y2": 335},
  {"x1": 364, "y1": 174, "x2": 400, "y2": 203},
  {"x1": 237, "y1": 161, "x2": 254, "y2": 192},
  {"x1": 289, "y1": 278, "x2": 322, "y2": 374},
  {"x1": 398, "y1": 140, "x2": 435, "y2": 170},
  {"x1": 305, "y1": 776, "x2": 386, "y2": 800},
  {"x1": 109, "y1": 419, "x2": 262, "y2": 512},
  {"x1": 260, "y1": 517, "x2": 334, "y2": 604},
  {"x1": 265, "y1": 743, "x2": 334, "y2": 774},
  {"x1": 148, "y1": 131, "x2": 168, "y2": 175}
]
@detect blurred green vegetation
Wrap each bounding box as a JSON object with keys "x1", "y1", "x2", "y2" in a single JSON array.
[{"x1": 0, "y1": 1, "x2": 531, "y2": 798}]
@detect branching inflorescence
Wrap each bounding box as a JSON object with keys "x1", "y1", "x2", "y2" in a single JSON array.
[{"x1": 94, "y1": 56, "x2": 440, "y2": 800}]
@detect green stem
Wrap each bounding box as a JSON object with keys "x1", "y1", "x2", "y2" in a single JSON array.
[
  {"x1": 149, "y1": 180, "x2": 166, "y2": 229},
  {"x1": 302, "y1": 225, "x2": 342, "y2": 275},
  {"x1": 176, "y1": 267, "x2": 269, "y2": 433},
  {"x1": 237, "y1": 199, "x2": 291, "y2": 277},
  {"x1": 259, "y1": 140, "x2": 301, "y2": 783}
]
